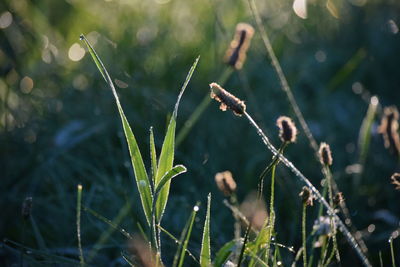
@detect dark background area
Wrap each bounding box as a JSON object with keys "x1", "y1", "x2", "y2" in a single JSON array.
[{"x1": 1, "y1": 0, "x2": 399, "y2": 266}]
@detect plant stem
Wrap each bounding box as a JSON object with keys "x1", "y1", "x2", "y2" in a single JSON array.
[
  {"x1": 390, "y1": 238, "x2": 396, "y2": 267},
  {"x1": 302, "y1": 203, "x2": 308, "y2": 267},
  {"x1": 246, "y1": 0, "x2": 368, "y2": 255},
  {"x1": 76, "y1": 184, "x2": 84, "y2": 267},
  {"x1": 243, "y1": 111, "x2": 371, "y2": 267}
]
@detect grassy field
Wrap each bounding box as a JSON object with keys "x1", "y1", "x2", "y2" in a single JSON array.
[{"x1": 1, "y1": 0, "x2": 400, "y2": 266}]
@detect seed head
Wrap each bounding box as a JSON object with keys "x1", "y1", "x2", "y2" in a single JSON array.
[
  {"x1": 215, "y1": 171, "x2": 237, "y2": 196},
  {"x1": 299, "y1": 186, "x2": 313, "y2": 206},
  {"x1": 21, "y1": 197, "x2": 33, "y2": 220},
  {"x1": 391, "y1": 173, "x2": 400, "y2": 190},
  {"x1": 333, "y1": 192, "x2": 345, "y2": 206},
  {"x1": 378, "y1": 106, "x2": 400, "y2": 156},
  {"x1": 276, "y1": 116, "x2": 297, "y2": 143},
  {"x1": 210, "y1": 83, "x2": 246, "y2": 116},
  {"x1": 319, "y1": 142, "x2": 333, "y2": 166},
  {"x1": 224, "y1": 23, "x2": 255, "y2": 70}
]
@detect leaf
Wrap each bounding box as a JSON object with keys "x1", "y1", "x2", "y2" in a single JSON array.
[
  {"x1": 80, "y1": 34, "x2": 153, "y2": 225},
  {"x1": 155, "y1": 55, "x2": 200, "y2": 221},
  {"x1": 213, "y1": 240, "x2": 237, "y2": 267},
  {"x1": 173, "y1": 203, "x2": 200, "y2": 267},
  {"x1": 154, "y1": 165, "x2": 187, "y2": 196},
  {"x1": 200, "y1": 193, "x2": 211, "y2": 267},
  {"x1": 150, "y1": 127, "x2": 158, "y2": 187}
]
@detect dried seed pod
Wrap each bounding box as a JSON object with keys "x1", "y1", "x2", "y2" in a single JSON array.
[
  {"x1": 210, "y1": 83, "x2": 246, "y2": 116},
  {"x1": 21, "y1": 197, "x2": 33, "y2": 220},
  {"x1": 224, "y1": 23, "x2": 255, "y2": 70},
  {"x1": 276, "y1": 116, "x2": 297, "y2": 143},
  {"x1": 378, "y1": 106, "x2": 400, "y2": 156},
  {"x1": 299, "y1": 186, "x2": 313, "y2": 206},
  {"x1": 333, "y1": 192, "x2": 345, "y2": 206},
  {"x1": 215, "y1": 171, "x2": 237, "y2": 196},
  {"x1": 240, "y1": 192, "x2": 268, "y2": 231},
  {"x1": 391, "y1": 173, "x2": 400, "y2": 190},
  {"x1": 319, "y1": 142, "x2": 333, "y2": 166}
]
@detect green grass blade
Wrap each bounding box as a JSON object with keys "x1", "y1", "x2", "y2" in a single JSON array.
[
  {"x1": 173, "y1": 203, "x2": 200, "y2": 267},
  {"x1": 76, "y1": 184, "x2": 84, "y2": 267},
  {"x1": 158, "y1": 225, "x2": 199, "y2": 264},
  {"x1": 155, "y1": 56, "x2": 200, "y2": 221},
  {"x1": 213, "y1": 240, "x2": 237, "y2": 267},
  {"x1": 200, "y1": 193, "x2": 211, "y2": 267},
  {"x1": 80, "y1": 34, "x2": 153, "y2": 225},
  {"x1": 155, "y1": 165, "x2": 187, "y2": 196},
  {"x1": 358, "y1": 96, "x2": 379, "y2": 162},
  {"x1": 150, "y1": 127, "x2": 158, "y2": 188},
  {"x1": 83, "y1": 206, "x2": 133, "y2": 240},
  {"x1": 87, "y1": 201, "x2": 132, "y2": 261}
]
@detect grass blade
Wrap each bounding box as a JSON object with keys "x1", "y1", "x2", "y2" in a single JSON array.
[
  {"x1": 155, "y1": 56, "x2": 200, "y2": 221},
  {"x1": 213, "y1": 240, "x2": 237, "y2": 267},
  {"x1": 155, "y1": 165, "x2": 187, "y2": 196},
  {"x1": 173, "y1": 203, "x2": 200, "y2": 267},
  {"x1": 76, "y1": 184, "x2": 84, "y2": 267},
  {"x1": 200, "y1": 193, "x2": 211, "y2": 267},
  {"x1": 150, "y1": 127, "x2": 158, "y2": 189},
  {"x1": 80, "y1": 34, "x2": 153, "y2": 225}
]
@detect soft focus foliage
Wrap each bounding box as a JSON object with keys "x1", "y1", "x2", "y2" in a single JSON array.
[{"x1": 1, "y1": 0, "x2": 400, "y2": 265}]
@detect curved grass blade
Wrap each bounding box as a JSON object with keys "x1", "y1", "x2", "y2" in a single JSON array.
[
  {"x1": 155, "y1": 56, "x2": 200, "y2": 222},
  {"x1": 238, "y1": 223, "x2": 252, "y2": 267},
  {"x1": 173, "y1": 203, "x2": 200, "y2": 267},
  {"x1": 80, "y1": 34, "x2": 153, "y2": 225},
  {"x1": 150, "y1": 127, "x2": 158, "y2": 189},
  {"x1": 200, "y1": 193, "x2": 211, "y2": 267},
  {"x1": 154, "y1": 165, "x2": 187, "y2": 196},
  {"x1": 213, "y1": 240, "x2": 237, "y2": 267}
]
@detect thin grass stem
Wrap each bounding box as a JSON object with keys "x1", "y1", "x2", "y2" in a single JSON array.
[
  {"x1": 390, "y1": 238, "x2": 397, "y2": 267},
  {"x1": 302, "y1": 203, "x2": 307, "y2": 267},
  {"x1": 76, "y1": 184, "x2": 84, "y2": 267},
  {"x1": 246, "y1": 0, "x2": 368, "y2": 255},
  {"x1": 243, "y1": 111, "x2": 372, "y2": 267}
]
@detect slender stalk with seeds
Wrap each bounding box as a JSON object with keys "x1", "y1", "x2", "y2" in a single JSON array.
[
  {"x1": 209, "y1": 83, "x2": 372, "y2": 267},
  {"x1": 246, "y1": 0, "x2": 368, "y2": 254}
]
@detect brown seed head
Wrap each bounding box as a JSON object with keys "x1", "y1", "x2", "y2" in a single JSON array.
[
  {"x1": 319, "y1": 142, "x2": 333, "y2": 166},
  {"x1": 224, "y1": 23, "x2": 255, "y2": 70},
  {"x1": 299, "y1": 186, "x2": 313, "y2": 206},
  {"x1": 210, "y1": 83, "x2": 246, "y2": 116},
  {"x1": 391, "y1": 173, "x2": 400, "y2": 190},
  {"x1": 215, "y1": 171, "x2": 237, "y2": 196},
  {"x1": 21, "y1": 197, "x2": 33, "y2": 220},
  {"x1": 240, "y1": 193, "x2": 268, "y2": 231},
  {"x1": 276, "y1": 116, "x2": 297, "y2": 143},
  {"x1": 378, "y1": 106, "x2": 400, "y2": 156},
  {"x1": 333, "y1": 192, "x2": 345, "y2": 206}
]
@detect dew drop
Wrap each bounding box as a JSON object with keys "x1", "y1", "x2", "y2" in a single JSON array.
[{"x1": 193, "y1": 205, "x2": 199, "y2": 212}]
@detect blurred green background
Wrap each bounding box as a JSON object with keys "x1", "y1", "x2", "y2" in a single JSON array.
[{"x1": 1, "y1": 0, "x2": 400, "y2": 265}]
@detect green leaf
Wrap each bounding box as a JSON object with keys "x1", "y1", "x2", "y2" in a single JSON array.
[
  {"x1": 200, "y1": 193, "x2": 211, "y2": 267},
  {"x1": 213, "y1": 240, "x2": 237, "y2": 267},
  {"x1": 80, "y1": 34, "x2": 153, "y2": 225},
  {"x1": 155, "y1": 165, "x2": 187, "y2": 196},
  {"x1": 150, "y1": 127, "x2": 158, "y2": 188},
  {"x1": 155, "y1": 55, "x2": 200, "y2": 221},
  {"x1": 173, "y1": 203, "x2": 200, "y2": 267}
]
